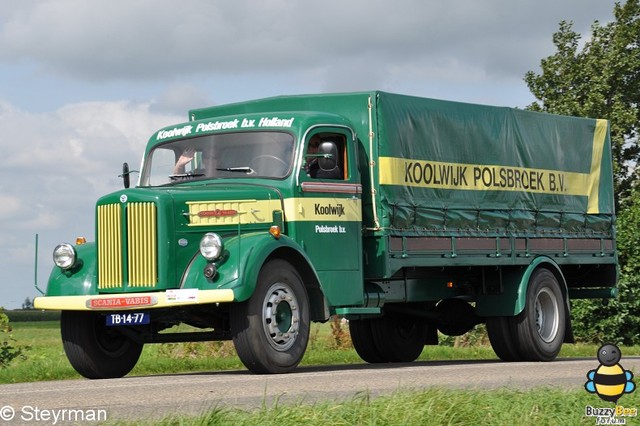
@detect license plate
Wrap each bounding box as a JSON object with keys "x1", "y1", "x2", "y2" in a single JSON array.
[{"x1": 105, "y1": 312, "x2": 150, "y2": 326}]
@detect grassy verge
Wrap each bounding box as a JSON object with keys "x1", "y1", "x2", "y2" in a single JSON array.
[
  {"x1": 117, "y1": 387, "x2": 624, "y2": 426},
  {"x1": 3, "y1": 319, "x2": 640, "y2": 385}
]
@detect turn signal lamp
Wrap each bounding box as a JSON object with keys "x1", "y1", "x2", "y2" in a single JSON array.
[
  {"x1": 446, "y1": 281, "x2": 454, "y2": 289},
  {"x1": 76, "y1": 237, "x2": 87, "y2": 245},
  {"x1": 269, "y1": 225, "x2": 281, "y2": 239}
]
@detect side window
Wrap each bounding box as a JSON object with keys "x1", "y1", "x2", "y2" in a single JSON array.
[{"x1": 304, "y1": 133, "x2": 346, "y2": 180}]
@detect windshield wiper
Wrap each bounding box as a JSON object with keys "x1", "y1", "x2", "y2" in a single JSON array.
[
  {"x1": 168, "y1": 172, "x2": 205, "y2": 181},
  {"x1": 216, "y1": 167, "x2": 256, "y2": 174}
]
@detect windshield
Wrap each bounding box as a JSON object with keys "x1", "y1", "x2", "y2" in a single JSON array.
[{"x1": 140, "y1": 131, "x2": 295, "y2": 186}]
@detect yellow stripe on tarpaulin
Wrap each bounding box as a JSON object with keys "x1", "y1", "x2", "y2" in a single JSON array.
[
  {"x1": 379, "y1": 157, "x2": 590, "y2": 196},
  {"x1": 587, "y1": 119, "x2": 608, "y2": 214}
]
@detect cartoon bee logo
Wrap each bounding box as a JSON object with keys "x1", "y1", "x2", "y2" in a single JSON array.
[{"x1": 585, "y1": 343, "x2": 636, "y2": 403}]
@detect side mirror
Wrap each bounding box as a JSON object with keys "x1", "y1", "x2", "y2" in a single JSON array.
[
  {"x1": 121, "y1": 163, "x2": 130, "y2": 188},
  {"x1": 317, "y1": 141, "x2": 338, "y2": 171}
]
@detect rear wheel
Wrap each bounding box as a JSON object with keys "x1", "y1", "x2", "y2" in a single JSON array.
[
  {"x1": 231, "y1": 259, "x2": 310, "y2": 373},
  {"x1": 61, "y1": 311, "x2": 143, "y2": 379},
  {"x1": 514, "y1": 268, "x2": 565, "y2": 361},
  {"x1": 349, "y1": 318, "x2": 385, "y2": 363},
  {"x1": 370, "y1": 313, "x2": 428, "y2": 362},
  {"x1": 487, "y1": 268, "x2": 565, "y2": 362},
  {"x1": 487, "y1": 316, "x2": 522, "y2": 361}
]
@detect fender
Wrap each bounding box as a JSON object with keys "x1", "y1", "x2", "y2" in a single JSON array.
[
  {"x1": 181, "y1": 231, "x2": 320, "y2": 302},
  {"x1": 476, "y1": 256, "x2": 568, "y2": 317},
  {"x1": 44, "y1": 242, "x2": 98, "y2": 297}
]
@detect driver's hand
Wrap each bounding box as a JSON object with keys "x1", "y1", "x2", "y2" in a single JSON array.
[{"x1": 176, "y1": 147, "x2": 195, "y2": 167}]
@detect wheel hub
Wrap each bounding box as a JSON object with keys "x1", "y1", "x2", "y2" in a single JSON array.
[
  {"x1": 534, "y1": 287, "x2": 559, "y2": 343},
  {"x1": 263, "y1": 283, "x2": 300, "y2": 351}
]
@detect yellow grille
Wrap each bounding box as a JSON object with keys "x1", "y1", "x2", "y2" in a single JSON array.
[
  {"x1": 97, "y1": 202, "x2": 157, "y2": 289},
  {"x1": 127, "y1": 202, "x2": 157, "y2": 287},
  {"x1": 97, "y1": 204, "x2": 123, "y2": 288}
]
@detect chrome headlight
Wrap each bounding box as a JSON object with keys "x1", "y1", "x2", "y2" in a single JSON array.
[
  {"x1": 53, "y1": 243, "x2": 77, "y2": 270},
  {"x1": 200, "y1": 233, "x2": 223, "y2": 261}
]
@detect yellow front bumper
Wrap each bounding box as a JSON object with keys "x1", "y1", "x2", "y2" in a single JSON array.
[{"x1": 34, "y1": 288, "x2": 235, "y2": 311}]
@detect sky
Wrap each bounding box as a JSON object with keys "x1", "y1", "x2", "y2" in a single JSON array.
[{"x1": 0, "y1": 0, "x2": 620, "y2": 309}]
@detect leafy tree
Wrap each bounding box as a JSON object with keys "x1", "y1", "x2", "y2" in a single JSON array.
[
  {"x1": 570, "y1": 191, "x2": 640, "y2": 345},
  {"x1": 524, "y1": 0, "x2": 640, "y2": 200},
  {"x1": 525, "y1": 0, "x2": 640, "y2": 344}
]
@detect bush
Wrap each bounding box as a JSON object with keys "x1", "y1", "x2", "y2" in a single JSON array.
[
  {"x1": 439, "y1": 324, "x2": 489, "y2": 347},
  {"x1": 570, "y1": 191, "x2": 640, "y2": 345},
  {"x1": 5, "y1": 310, "x2": 61, "y2": 322},
  {"x1": 329, "y1": 316, "x2": 352, "y2": 349},
  {"x1": 0, "y1": 311, "x2": 29, "y2": 368}
]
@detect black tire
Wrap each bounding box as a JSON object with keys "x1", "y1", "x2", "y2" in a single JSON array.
[
  {"x1": 349, "y1": 318, "x2": 386, "y2": 363},
  {"x1": 486, "y1": 316, "x2": 523, "y2": 361},
  {"x1": 231, "y1": 259, "x2": 310, "y2": 374},
  {"x1": 513, "y1": 268, "x2": 565, "y2": 361},
  {"x1": 487, "y1": 268, "x2": 565, "y2": 362},
  {"x1": 61, "y1": 311, "x2": 143, "y2": 379},
  {"x1": 370, "y1": 313, "x2": 428, "y2": 362}
]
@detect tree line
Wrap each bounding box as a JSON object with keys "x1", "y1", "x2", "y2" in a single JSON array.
[{"x1": 525, "y1": 0, "x2": 640, "y2": 344}]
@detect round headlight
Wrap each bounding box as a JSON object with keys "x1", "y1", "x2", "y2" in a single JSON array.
[
  {"x1": 53, "y1": 243, "x2": 77, "y2": 270},
  {"x1": 200, "y1": 233, "x2": 223, "y2": 261}
]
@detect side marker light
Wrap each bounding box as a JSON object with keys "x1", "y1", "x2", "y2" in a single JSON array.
[{"x1": 269, "y1": 226, "x2": 281, "y2": 239}]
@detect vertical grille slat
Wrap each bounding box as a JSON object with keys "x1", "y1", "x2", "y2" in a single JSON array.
[
  {"x1": 97, "y1": 204, "x2": 122, "y2": 288},
  {"x1": 127, "y1": 202, "x2": 157, "y2": 287},
  {"x1": 97, "y1": 202, "x2": 157, "y2": 290}
]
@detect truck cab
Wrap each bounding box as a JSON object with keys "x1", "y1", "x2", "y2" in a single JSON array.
[{"x1": 37, "y1": 110, "x2": 365, "y2": 376}]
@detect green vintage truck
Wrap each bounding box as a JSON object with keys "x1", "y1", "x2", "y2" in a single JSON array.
[{"x1": 35, "y1": 91, "x2": 617, "y2": 377}]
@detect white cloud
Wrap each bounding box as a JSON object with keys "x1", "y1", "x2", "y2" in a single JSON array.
[
  {"x1": 0, "y1": 0, "x2": 617, "y2": 85},
  {"x1": 0, "y1": 195, "x2": 22, "y2": 221},
  {"x1": 150, "y1": 84, "x2": 214, "y2": 115},
  {"x1": 0, "y1": 97, "x2": 180, "y2": 306}
]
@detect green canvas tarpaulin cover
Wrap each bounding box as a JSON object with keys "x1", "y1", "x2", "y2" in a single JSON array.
[{"x1": 373, "y1": 92, "x2": 614, "y2": 236}]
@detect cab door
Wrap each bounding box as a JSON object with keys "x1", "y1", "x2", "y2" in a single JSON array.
[{"x1": 295, "y1": 127, "x2": 363, "y2": 307}]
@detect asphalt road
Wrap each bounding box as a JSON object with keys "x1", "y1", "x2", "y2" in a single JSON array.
[{"x1": 1, "y1": 357, "x2": 639, "y2": 423}]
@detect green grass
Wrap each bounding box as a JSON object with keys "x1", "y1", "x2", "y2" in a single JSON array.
[
  {"x1": 3, "y1": 320, "x2": 640, "y2": 385},
  {"x1": 115, "y1": 387, "x2": 636, "y2": 426}
]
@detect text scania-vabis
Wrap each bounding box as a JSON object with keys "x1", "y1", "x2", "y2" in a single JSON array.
[{"x1": 35, "y1": 91, "x2": 617, "y2": 377}]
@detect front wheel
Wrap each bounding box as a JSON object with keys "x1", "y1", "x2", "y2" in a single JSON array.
[
  {"x1": 231, "y1": 259, "x2": 310, "y2": 373},
  {"x1": 61, "y1": 311, "x2": 143, "y2": 379}
]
